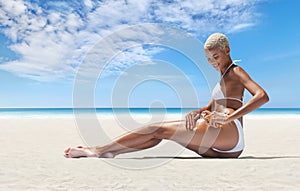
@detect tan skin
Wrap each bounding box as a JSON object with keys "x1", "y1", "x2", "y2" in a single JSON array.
[{"x1": 64, "y1": 45, "x2": 269, "y2": 159}]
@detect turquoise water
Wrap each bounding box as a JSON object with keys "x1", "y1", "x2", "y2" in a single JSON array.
[{"x1": 0, "y1": 108, "x2": 300, "y2": 118}]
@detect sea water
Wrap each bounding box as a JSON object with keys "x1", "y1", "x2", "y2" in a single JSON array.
[{"x1": 0, "y1": 108, "x2": 300, "y2": 119}]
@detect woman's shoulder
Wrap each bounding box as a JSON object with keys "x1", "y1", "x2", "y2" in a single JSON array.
[
  {"x1": 232, "y1": 65, "x2": 245, "y2": 73},
  {"x1": 231, "y1": 65, "x2": 252, "y2": 82},
  {"x1": 231, "y1": 65, "x2": 249, "y2": 76}
]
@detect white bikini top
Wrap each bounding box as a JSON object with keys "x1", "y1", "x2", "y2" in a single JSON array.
[{"x1": 211, "y1": 61, "x2": 243, "y2": 103}]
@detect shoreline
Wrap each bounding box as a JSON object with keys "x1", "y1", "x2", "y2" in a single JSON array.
[{"x1": 1, "y1": 107, "x2": 300, "y2": 120}]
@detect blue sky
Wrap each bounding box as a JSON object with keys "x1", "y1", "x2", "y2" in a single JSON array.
[{"x1": 0, "y1": 0, "x2": 299, "y2": 108}]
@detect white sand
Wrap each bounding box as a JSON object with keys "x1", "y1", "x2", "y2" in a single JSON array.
[{"x1": 1, "y1": 116, "x2": 300, "y2": 191}]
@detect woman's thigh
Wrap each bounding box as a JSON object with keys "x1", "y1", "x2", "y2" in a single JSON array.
[
  {"x1": 153, "y1": 119, "x2": 239, "y2": 156},
  {"x1": 153, "y1": 119, "x2": 220, "y2": 154}
]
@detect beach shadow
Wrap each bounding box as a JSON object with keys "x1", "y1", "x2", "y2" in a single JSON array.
[
  {"x1": 239, "y1": 156, "x2": 300, "y2": 160},
  {"x1": 116, "y1": 155, "x2": 300, "y2": 160},
  {"x1": 117, "y1": 156, "x2": 203, "y2": 159}
]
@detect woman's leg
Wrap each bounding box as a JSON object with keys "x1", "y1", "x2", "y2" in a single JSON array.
[
  {"x1": 103, "y1": 138, "x2": 162, "y2": 157},
  {"x1": 65, "y1": 139, "x2": 162, "y2": 158},
  {"x1": 64, "y1": 119, "x2": 240, "y2": 158},
  {"x1": 64, "y1": 121, "x2": 170, "y2": 158}
]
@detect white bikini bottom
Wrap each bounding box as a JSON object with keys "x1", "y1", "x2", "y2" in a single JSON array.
[{"x1": 212, "y1": 119, "x2": 244, "y2": 153}]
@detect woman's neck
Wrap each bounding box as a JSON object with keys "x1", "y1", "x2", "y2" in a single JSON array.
[{"x1": 220, "y1": 59, "x2": 233, "y2": 76}]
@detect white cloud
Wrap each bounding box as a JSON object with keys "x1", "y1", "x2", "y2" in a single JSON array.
[
  {"x1": 0, "y1": 0, "x2": 26, "y2": 17},
  {"x1": 102, "y1": 46, "x2": 165, "y2": 77},
  {"x1": 228, "y1": 23, "x2": 256, "y2": 33},
  {"x1": 83, "y1": 0, "x2": 93, "y2": 10},
  {"x1": 0, "y1": 0, "x2": 264, "y2": 81}
]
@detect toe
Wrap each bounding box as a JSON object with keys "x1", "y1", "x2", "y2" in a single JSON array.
[{"x1": 64, "y1": 147, "x2": 71, "y2": 153}]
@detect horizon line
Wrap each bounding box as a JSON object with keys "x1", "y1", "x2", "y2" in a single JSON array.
[{"x1": 0, "y1": 107, "x2": 299, "y2": 109}]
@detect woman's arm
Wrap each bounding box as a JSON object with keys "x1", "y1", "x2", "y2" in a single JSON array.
[{"x1": 226, "y1": 67, "x2": 269, "y2": 122}]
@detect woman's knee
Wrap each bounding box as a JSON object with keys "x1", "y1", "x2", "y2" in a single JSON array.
[
  {"x1": 146, "y1": 123, "x2": 170, "y2": 139},
  {"x1": 140, "y1": 123, "x2": 164, "y2": 136},
  {"x1": 144, "y1": 121, "x2": 181, "y2": 139}
]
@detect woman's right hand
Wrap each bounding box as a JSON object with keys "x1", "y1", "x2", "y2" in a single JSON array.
[
  {"x1": 186, "y1": 109, "x2": 210, "y2": 131},
  {"x1": 185, "y1": 110, "x2": 200, "y2": 131}
]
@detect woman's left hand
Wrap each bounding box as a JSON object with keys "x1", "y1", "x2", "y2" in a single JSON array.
[{"x1": 205, "y1": 111, "x2": 230, "y2": 128}]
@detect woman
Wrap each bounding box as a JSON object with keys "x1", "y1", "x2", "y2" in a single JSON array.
[{"x1": 64, "y1": 33, "x2": 269, "y2": 159}]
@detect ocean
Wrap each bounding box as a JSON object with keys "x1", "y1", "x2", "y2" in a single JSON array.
[{"x1": 0, "y1": 108, "x2": 300, "y2": 119}]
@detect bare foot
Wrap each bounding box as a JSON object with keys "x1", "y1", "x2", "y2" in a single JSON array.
[{"x1": 64, "y1": 146, "x2": 98, "y2": 158}]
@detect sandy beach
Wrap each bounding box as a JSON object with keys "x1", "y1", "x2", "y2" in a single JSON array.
[{"x1": 1, "y1": 115, "x2": 300, "y2": 191}]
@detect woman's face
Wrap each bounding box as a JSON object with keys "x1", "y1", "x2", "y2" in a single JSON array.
[{"x1": 204, "y1": 46, "x2": 230, "y2": 71}]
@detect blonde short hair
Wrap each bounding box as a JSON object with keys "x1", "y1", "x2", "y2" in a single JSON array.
[{"x1": 204, "y1": 33, "x2": 229, "y2": 50}]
